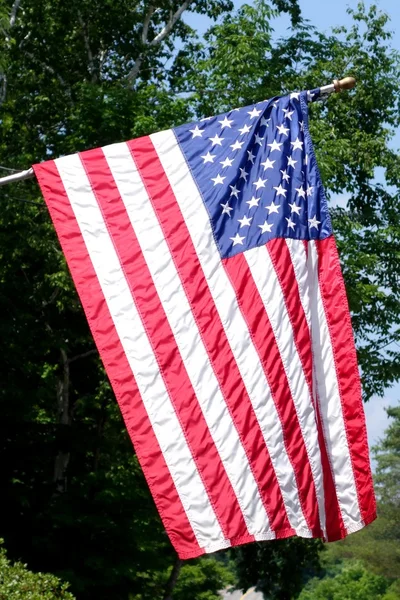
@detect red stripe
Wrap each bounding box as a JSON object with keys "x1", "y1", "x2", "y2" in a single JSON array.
[
  {"x1": 129, "y1": 137, "x2": 294, "y2": 537},
  {"x1": 79, "y1": 147, "x2": 250, "y2": 544},
  {"x1": 316, "y1": 237, "x2": 376, "y2": 524},
  {"x1": 269, "y1": 238, "x2": 345, "y2": 540},
  {"x1": 224, "y1": 247, "x2": 322, "y2": 536},
  {"x1": 33, "y1": 160, "x2": 202, "y2": 559}
]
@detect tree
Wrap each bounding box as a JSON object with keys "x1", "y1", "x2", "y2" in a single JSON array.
[
  {"x1": 298, "y1": 405, "x2": 400, "y2": 597},
  {"x1": 297, "y1": 562, "x2": 390, "y2": 600},
  {"x1": 165, "y1": 558, "x2": 236, "y2": 600},
  {"x1": 374, "y1": 405, "x2": 400, "y2": 524},
  {"x1": 232, "y1": 538, "x2": 322, "y2": 600}
]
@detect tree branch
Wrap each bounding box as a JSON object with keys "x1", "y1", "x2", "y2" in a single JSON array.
[
  {"x1": 9, "y1": 0, "x2": 22, "y2": 28},
  {"x1": 1, "y1": 0, "x2": 22, "y2": 106},
  {"x1": 0, "y1": 72, "x2": 7, "y2": 105},
  {"x1": 126, "y1": 0, "x2": 192, "y2": 85},
  {"x1": 68, "y1": 348, "x2": 98, "y2": 364},
  {"x1": 150, "y1": 0, "x2": 191, "y2": 47},
  {"x1": 78, "y1": 12, "x2": 97, "y2": 83},
  {"x1": 142, "y1": 4, "x2": 155, "y2": 44}
]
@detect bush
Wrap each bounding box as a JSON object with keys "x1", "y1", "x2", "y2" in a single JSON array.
[{"x1": 0, "y1": 539, "x2": 75, "y2": 600}]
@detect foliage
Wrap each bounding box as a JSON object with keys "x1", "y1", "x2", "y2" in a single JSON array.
[
  {"x1": 319, "y1": 405, "x2": 400, "y2": 583},
  {"x1": 171, "y1": 558, "x2": 236, "y2": 600},
  {"x1": 232, "y1": 538, "x2": 323, "y2": 600},
  {"x1": 0, "y1": 539, "x2": 75, "y2": 600},
  {"x1": 374, "y1": 405, "x2": 400, "y2": 522},
  {"x1": 321, "y1": 515, "x2": 400, "y2": 582},
  {"x1": 297, "y1": 405, "x2": 400, "y2": 599},
  {"x1": 0, "y1": 0, "x2": 399, "y2": 599},
  {"x1": 298, "y1": 562, "x2": 390, "y2": 600}
]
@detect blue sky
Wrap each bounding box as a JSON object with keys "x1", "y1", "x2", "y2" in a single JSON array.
[{"x1": 184, "y1": 0, "x2": 400, "y2": 453}]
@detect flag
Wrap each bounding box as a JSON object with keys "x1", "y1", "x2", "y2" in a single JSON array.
[{"x1": 33, "y1": 88, "x2": 376, "y2": 559}]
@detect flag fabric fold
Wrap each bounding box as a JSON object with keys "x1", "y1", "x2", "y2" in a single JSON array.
[{"x1": 33, "y1": 88, "x2": 376, "y2": 559}]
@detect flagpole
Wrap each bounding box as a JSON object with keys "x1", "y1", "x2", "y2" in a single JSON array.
[
  {"x1": 0, "y1": 167, "x2": 35, "y2": 187},
  {"x1": 0, "y1": 77, "x2": 356, "y2": 189}
]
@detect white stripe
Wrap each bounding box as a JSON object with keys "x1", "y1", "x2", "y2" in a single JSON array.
[
  {"x1": 245, "y1": 244, "x2": 326, "y2": 537},
  {"x1": 286, "y1": 239, "x2": 311, "y2": 331},
  {"x1": 103, "y1": 142, "x2": 270, "y2": 538},
  {"x1": 308, "y1": 241, "x2": 362, "y2": 531},
  {"x1": 151, "y1": 129, "x2": 310, "y2": 536},
  {"x1": 55, "y1": 153, "x2": 225, "y2": 551}
]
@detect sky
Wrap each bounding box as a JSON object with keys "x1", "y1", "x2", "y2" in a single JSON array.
[{"x1": 184, "y1": 0, "x2": 400, "y2": 454}]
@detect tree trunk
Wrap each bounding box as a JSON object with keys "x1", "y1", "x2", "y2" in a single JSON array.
[
  {"x1": 162, "y1": 556, "x2": 183, "y2": 600},
  {"x1": 53, "y1": 348, "x2": 71, "y2": 493}
]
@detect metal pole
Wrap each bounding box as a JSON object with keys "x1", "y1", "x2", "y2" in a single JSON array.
[
  {"x1": 0, "y1": 167, "x2": 35, "y2": 187},
  {"x1": 0, "y1": 77, "x2": 356, "y2": 188}
]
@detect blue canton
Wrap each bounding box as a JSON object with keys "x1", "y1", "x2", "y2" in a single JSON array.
[{"x1": 174, "y1": 88, "x2": 332, "y2": 259}]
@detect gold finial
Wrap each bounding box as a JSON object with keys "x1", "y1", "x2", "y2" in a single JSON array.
[{"x1": 333, "y1": 77, "x2": 356, "y2": 92}]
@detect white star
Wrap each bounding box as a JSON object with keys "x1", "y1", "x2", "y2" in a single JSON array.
[
  {"x1": 230, "y1": 140, "x2": 244, "y2": 151},
  {"x1": 289, "y1": 202, "x2": 301, "y2": 215},
  {"x1": 247, "y1": 150, "x2": 256, "y2": 164},
  {"x1": 303, "y1": 154, "x2": 309, "y2": 166},
  {"x1": 253, "y1": 177, "x2": 267, "y2": 190},
  {"x1": 286, "y1": 217, "x2": 296, "y2": 230},
  {"x1": 238, "y1": 124, "x2": 251, "y2": 135},
  {"x1": 209, "y1": 134, "x2": 224, "y2": 146},
  {"x1": 230, "y1": 184, "x2": 240, "y2": 198},
  {"x1": 230, "y1": 232, "x2": 245, "y2": 246},
  {"x1": 247, "y1": 196, "x2": 260, "y2": 209},
  {"x1": 201, "y1": 152, "x2": 216, "y2": 164},
  {"x1": 287, "y1": 155, "x2": 297, "y2": 168},
  {"x1": 280, "y1": 169, "x2": 290, "y2": 182},
  {"x1": 276, "y1": 124, "x2": 289, "y2": 136},
  {"x1": 309, "y1": 215, "x2": 321, "y2": 229},
  {"x1": 307, "y1": 90, "x2": 315, "y2": 102},
  {"x1": 299, "y1": 121, "x2": 304, "y2": 132},
  {"x1": 268, "y1": 139, "x2": 282, "y2": 152},
  {"x1": 290, "y1": 92, "x2": 300, "y2": 100},
  {"x1": 200, "y1": 116, "x2": 213, "y2": 121},
  {"x1": 261, "y1": 157, "x2": 275, "y2": 171},
  {"x1": 254, "y1": 133, "x2": 264, "y2": 146},
  {"x1": 221, "y1": 202, "x2": 233, "y2": 216},
  {"x1": 273, "y1": 184, "x2": 287, "y2": 197},
  {"x1": 290, "y1": 137, "x2": 304, "y2": 151},
  {"x1": 220, "y1": 157, "x2": 234, "y2": 168},
  {"x1": 259, "y1": 220, "x2": 273, "y2": 233},
  {"x1": 212, "y1": 174, "x2": 225, "y2": 185},
  {"x1": 189, "y1": 125, "x2": 204, "y2": 138},
  {"x1": 282, "y1": 108, "x2": 295, "y2": 120},
  {"x1": 296, "y1": 185, "x2": 306, "y2": 198},
  {"x1": 219, "y1": 116, "x2": 233, "y2": 128},
  {"x1": 306, "y1": 185, "x2": 314, "y2": 196},
  {"x1": 248, "y1": 107, "x2": 262, "y2": 119},
  {"x1": 238, "y1": 215, "x2": 252, "y2": 228},
  {"x1": 266, "y1": 201, "x2": 280, "y2": 214},
  {"x1": 239, "y1": 167, "x2": 248, "y2": 181},
  {"x1": 260, "y1": 116, "x2": 270, "y2": 127}
]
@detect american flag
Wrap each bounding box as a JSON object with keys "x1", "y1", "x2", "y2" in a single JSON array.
[{"x1": 33, "y1": 88, "x2": 376, "y2": 559}]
